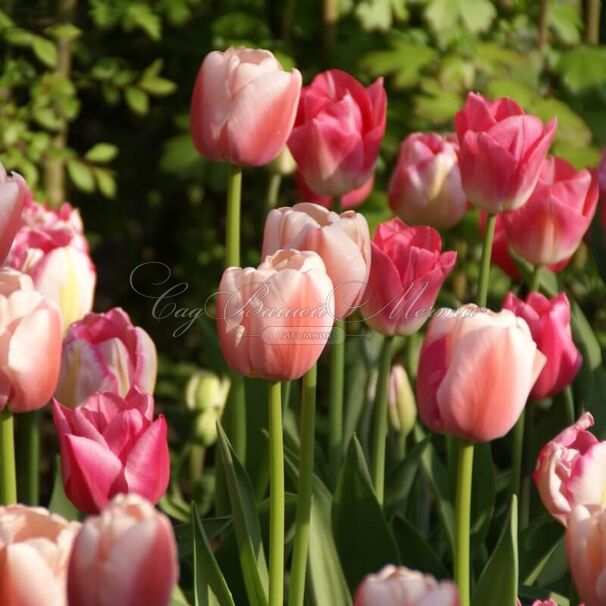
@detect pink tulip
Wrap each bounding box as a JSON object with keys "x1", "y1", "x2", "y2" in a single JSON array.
[
  {"x1": 295, "y1": 171, "x2": 373, "y2": 210},
  {"x1": 360, "y1": 218, "x2": 456, "y2": 336},
  {"x1": 262, "y1": 202, "x2": 370, "y2": 319},
  {"x1": 503, "y1": 292, "x2": 581, "y2": 399},
  {"x1": 517, "y1": 601, "x2": 559, "y2": 606},
  {"x1": 216, "y1": 249, "x2": 334, "y2": 381},
  {"x1": 0, "y1": 163, "x2": 30, "y2": 264},
  {"x1": 416, "y1": 304, "x2": 546, "y2": 442},
  {"x1": 288, "y1": 69, "x2": 386, "y2": 197},
  {"x1": 455, "y1": 93, "x2": 556, "y2": 212},
  {"x1": 0, "y1": 505, "x2": 80, "y2": 606},
  {"x1": 190, "y1": 47, "x2": 302, "y2": 167},
  {"x1": 354, "y1": 565, "x2": 460, "y2": 606},
  {"x1": 533, "y1": 413, "x2": 606, "y2": 525},
  {"x1": 55, "y1": 307, "x2": 157, "y2": 408},
  {"x1": 52, "y1": 388, "x2": 170, "y2": 513},
  {"x1": 566, "y1": 505, "x2": 606, "y2": 606},
  {"x1": 67, "y1": 494, "x2": 178, "y2": 606},
  {"x1": 0, "y1": 268, "x2": 62, "y2": 413},
  {"x1": 389, "y1": 133, "x2": 467, "y2": 229},
  {"x1": 502, "y1": 156, "x2": 598, "y2": 266}
]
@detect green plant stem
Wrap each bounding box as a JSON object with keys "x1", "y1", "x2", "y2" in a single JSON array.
[
  {"x1": 322, "y1": 0, "x2": 338, "y2": 54},
  {"x1": 454, "y1": 440, "x2": 474, "y2": 606},
  {"x1": 0, "y1": 409, "x2": 17, "y2": 505},
  {"x1": 288, "y1": 365, "x2": 317, "y2": 606},
  {"x1": 478, "y1": 214, "x2": 496, "y2": 307},
  {"x1": 564, "y1": 385, "x2": 576, "y2": 425},
  {"x1": 511, "y1": 409, "x2": 525, "y2": 502},
  {"x1": 19, "y1": 410, "x2": 40, "y2": 505},
  {"x1": 397, "y1": 433, "x2": 407, "y2": 460},
  {"x1": 586, "y1": 0, "x2": 602, "y2": 44},
  {"x1": 189, "y1": 444, "x2": 206, "y2": 481},
  {"x1": 266, "y1": 172, "x2": 282, "y2": 208},
  {"x1": 538, "y1": 0, "x2": 549, "y2": 50},
  {"x1": 268, "y1": 380, "x2": 284, "y2": 606},
  {"x1": 529, "y1": 265, "x2": 541, "y2": 293},
  {"x1": 328, "y1": 318, "x2": 345, "y2": 485},
  {"x1": 371, "y1": 335, "x2": 394, "y2": 505}
]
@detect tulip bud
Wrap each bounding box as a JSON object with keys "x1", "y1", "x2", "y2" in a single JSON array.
[
  {"x1": 388, "y1": 364, "x2": 416, "y2": 437},
  {"x1": 270, "y1": 146, "x2": 297, "y2": 176},
  {"x1": 185, "y1": 370, "x2": 230, "y2": 446},
  {"x1": 0, "y1": 163, "x2": 30, "y2": 264}
]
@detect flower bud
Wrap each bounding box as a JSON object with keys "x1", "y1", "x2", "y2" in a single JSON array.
[
  {"x1": 270, "y1": 146, "x2": 297, "y2": 176},
  {"x1": 388, "y1": 364, "x2": 416, "y2": 437}
]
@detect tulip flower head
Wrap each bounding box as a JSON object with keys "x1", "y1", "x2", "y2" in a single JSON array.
[{"x1": 0, "y1": 163, "x2": 30, "y2": 264}]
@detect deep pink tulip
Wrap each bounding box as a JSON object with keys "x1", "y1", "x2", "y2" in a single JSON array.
[
  {"x1": 0, "y1": 505, "x2": 80, "y2": 606},
  {"x1": 0, "y1": 163, "x2": 30, "y2": 264},
  {"x1": 389, "y1": 133, "x2": 467, "y2": 229},
  {"x1": 68, "y1": 494, "x2": 178, "y2": 606},
  {"x1": 566, "y1": 505, "x2": 606, "y2": 606},
  {"x1": 416, "y1": 304, "x2": 546, "y2": 442},
  {"x1": 55, "y1": 307, "x2": 157, "y2": 408},
  {"x1": 534, "y1": 413, "x2": 606, "y2": 526},
  {"x1": 517, "y1": 601, "x2": 559, "y2": 606},
  {"x1": 262, "y1": 202, "x2": 370, "y2": 319},
  {"x1": 354, "y1": 565, "x2": 460, "y2": 606},
  {"x1": 52, "y1": 388, "x2": 170, "y2": 513},
  {"x1": 502, "y1": 156, "x2": 598, "y2": 266},
  {"x1": 216, "y1": 249, "x2": 334, "y2": 381},
  {"x1": 288, "y1": 69, "x2": 386, "y2": 197},
  {"x1": 0, "y1": 269, "x2": 62, "y2": 413},
  {"x1": 190, "y1": 47, "x2": 302, "y2": 167},
  {"x1": 503, "y1": 292, "x2": 581, "y2": 399},
  {"x1": 295, "y1": 171, "x2": 373, "y2": 210},
  {"x1": 455, "y1": 93, "x2": 556, "y2": 212},
  {"x1": 359, "y1": 218, "x2": 456, "y2": 336}
]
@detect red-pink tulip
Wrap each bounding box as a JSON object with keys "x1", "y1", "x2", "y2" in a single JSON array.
[
  {"x1": 190, "y1": 47, "x2": 302, "y2": 167},
  {"x1": 0, "y1": 505, "x2": 80, "y2": 606},
  {"x1": 354, "y1": 565, "x2": 460, "y2": 606},
  {"x1": 68, "y1": 494, "x2": 178, "y2": 606},
  {"x1": 566, "y1": 504, "x2": 606, "y2": 606},
  {"x1": 0, "y1": 269, "x2": 62, "y2": 413},
  {"x1": 417, "y1": 304, "x2": 546, "y2": 442},
  {"x1": 52, "y1": 388, "x2": 170, "y2": 513},
  {"x1": 534, "y1": 413, "x2": 606, "y2": 526},
  {"x1": 216, "y1": 249, "x2": 334, "y2": 381},
  {"x1": 455, "y1": 93, "x2": 556, "y2": 212},
  {"x1": 0, "y1": 164, "x2": 30, "y2": 264},
  {"x1": 389, "y1": 133, "x2": 467, "y2": 229},
  {"x1": 288, "y1": 69, "x2": 386, "y2": 197},
  {"x1": 502, "y1": 156, "x2": 598, "y2": 265},
  {"x1": 262, "y1": 203, "x2": 370, "y2": 319},
  {"x1": 360, "y1": 218, "x2": 456, "y2": 336},
  {"x1": 55, "y1": 307, "x2": 157, "y2": 408},
  {"x1": 503, "y1": 292, "x2": 581, "y2": 399},
  {"x1": 295, "y1": 171, "x2": 373, "y2": 210}
]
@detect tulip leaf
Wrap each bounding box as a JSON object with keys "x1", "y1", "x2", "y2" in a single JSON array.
[
  {"x1": 216, "y1": 425, "x2": 269, "y2": 606},
  {"x1": 332, "y1": 436, "x2": 400, "y2": 592},
  {"x1": 472, "y1": 495, "x2": 518, "y2": 606},
  {"x1": 192, "y1": 502, "x2": 235, "y2": 606},
  {"x1": 170, "y1": 585, "x2": 191, "y2": 606},
  {"x1": 470, "y1": 442, "x2": 496, "y2": 549},
  {"x1": 519, "y1": 513, "x2": 564, "y2": 586},
  {"x1": 48, "y1": 455, "x2": 80, "y2": 521}
]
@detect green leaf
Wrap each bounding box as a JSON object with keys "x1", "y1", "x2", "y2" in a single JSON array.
[
  {"x1": 557, "y1": 46, "x2": 606, "y2": 93},
  {"x1": 472, "y1": 495, "x2": 518, "y2": 606},
  {"x1": 355, "y1": 0, "x2": 408, "y2": 32},
  {"x1": 48, "y1": 455, "x2": 79, "y2": 520},
  {"x1": 32, "y1": 36, "x2": 57, "y2": 68},
  {"x1": 94, "y1": 168, "x2": 117, "y2": 198},
  {"x1": 125, "y1": 87, "x2": 149, "y2": 115},
  {"x1": 519, "y1": 514, "x2": 564, "y2": 586},
  {"x1": 332, "y1": 437, "x2": 400, "y2": 592},
  {"x1": 139, "y1": 76, "x2": 176, "y2": 96},
  {"x1": 425, "y1": 0, "x2": 496, "y2": 34},
  {"x1": 384, "y1": 438, "x2": 428, "y2": 514},
  {"x1": 46, "y1": 23, "x2": 82, "y2": 41},
  {"x1": 66, "y1": 159, "x2": 95, "y2": 193},
  {"x1": 125, "y1": 4, "x2": 161, "y2": 40},
  {"x1": 470, "y1": 443, "x2": 495, "y2": 547},
  {"x1": 216, "y1": 425, "x2": 269, "y2": 606},
  {"x1": 170, "y1": 585, "x2": 191, "y2": 606},
  {"x1": 192, "y1": 502, "x2": 235, "y2": 606},
  {"x1": 549, "y1": 0, "x2": 582, "y2": 45},
  {"x1": 85, "y1": 143, "x2": 118, "y2": 163}
]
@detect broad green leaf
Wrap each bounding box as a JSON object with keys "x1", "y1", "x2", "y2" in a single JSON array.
[
  {"x1": 32, "y1": 36, "x2": 57, "y2": 67},
  {"x1": 48, "y1": 456, "x2": 79, "y2": 521},
  {"x1": 94, "y1": 168, "x2": 117, "y2": 198},
  {"x1": 139, "y1": 76, "x2": 176, "y2": 96},
  {"x1": 355, "y1": 0, "x2": 408, "y2": 32},
  {"x1": 192, "y1": 503, "x2": 235, "y2": 606},
  {"x1": 170, "y1": 585, "x2": 191, "y2": 606},
  {"x1": 85, "y1": 143, "x2": 118, "y2": 163},
  {"x1": 519, "y1": 514, "x2": 564, "y2": 586},
  {"x1": 216, "y1": 425, "x2": 269, "y2": 606},
  {"x1": 470, "y1": 443, "x2": 496, "y2": 547},
  {"x1": 549, "y1": 0, "x2": 582, "y2": 45},
  {"x1": 175, "y1": 516, "x2": 231, "y2": 559},
  {"x1": 125, "y1": 87, "x2": 149, "y2": 115},
  {"x1": 557, "y1": 46, "x2": 606, "y2": 93},
  {"x1": 332, "y1": 437, "x2": 400, "y2": 592},
  {"x1": 425, "y1": 0, "x2": 496, "y2": 34},
  {"x1": 472, "y1": 495, "x2": 518, "y2": 606},
  {"x1": 66, "y1": 159, "x2": 95, "y2": 193}
]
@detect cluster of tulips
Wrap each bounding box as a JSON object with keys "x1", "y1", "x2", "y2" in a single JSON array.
[{"x1": 0, "y1": 42, "x2": 604, "y2": 606}]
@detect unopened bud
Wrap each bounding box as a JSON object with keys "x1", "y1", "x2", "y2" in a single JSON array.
[
  {"x1": 388, "y1": 364, "x2": 416, "y2": 437},
  {"x1": 270, "y1": 146, "x2": 297, "y2": 176}
]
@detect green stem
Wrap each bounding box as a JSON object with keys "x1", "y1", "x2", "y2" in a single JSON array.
[
  {"x1": 0, "y1": 409, "x2": 17, "y2": 505},
  {"x1": 586, "y1": 0, "x2": 601, "y2": 44},
  {"x1": 454, "y1": 440, "x2": 474, "y2": 606},
  {"x1": 397, "y1": 433, "x2": 407, "y2": 460},
  {"x1": 322, "y1": 0, "x2": 338, "y2": 54},
  {"x1": 18, "y1": 410, "x2": 40, "y2": 505},
  {"x1": 288, "y1": 365, "x2": 317, "y2": 606},
  {"x1": 189, "y1": 443, "x2": 206, "y2": 481},
  {"x1": 328, "y1": 318, "x2": 345, "y2": 485},
  {"x1": 564, "y1": 385, "x2": 576, "y2": 425},
  {"x1": 529, "y1": 265, "x2": 541, "y2": 293},
  {"x1": 268, "y1": 381, "x2": 284, "y2": 606},
  {"x1": 371, "y1": 335, "x2": 394, "y2": 504},
  {"x1": 266, "y1": 172, "x2": 282, "y2": 208},
  {"x1": 511, "y1": 408, "x2": 525, "y2": 501},
  {"x1": 478, "y1": 214, "x2": 496, "y2": 307}
]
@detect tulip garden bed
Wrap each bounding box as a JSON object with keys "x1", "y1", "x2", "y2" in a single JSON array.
[{"x1": 1, "y1": 2, "x2": 606, "y2": 606}]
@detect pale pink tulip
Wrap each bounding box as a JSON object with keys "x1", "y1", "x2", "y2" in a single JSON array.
[
  {"x1": 0, "y1": 163, "x2": 30, "y2": 264},
  {"x1": 416, "y1": 304, "x2": 546, "y2": 442},
  {"x1": 55, "y1": 307, "x2": 157, "y2": 408},
  {"x1": 0, "y1": 505, "x2": 80, "y2": 606},
  {"x1": 0, "y1": 268, "x2": 62, "y2": 413},
  {"x1": 67, "y1": 494, "x2": 178, "y2": 606},
  {"x1": 216, "y1": 249, "x2": 334, "y2": 381},
  {"x1": 262, "y1": 202, "x2": 370, "y2": 319},
  {"x1": 190, "y1": 47, "x2": 302, "y2": 166},
  {"x1": 354, "y1": 565, "x2": 460, "y2": 606},
  {"x1": 389, "y1": 133, "x2": 467, "y2": 229}
]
